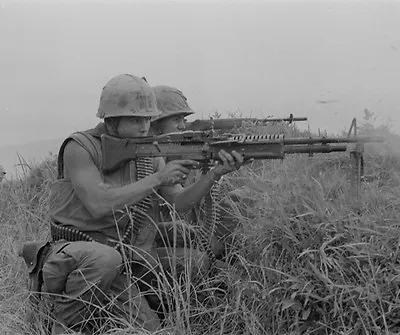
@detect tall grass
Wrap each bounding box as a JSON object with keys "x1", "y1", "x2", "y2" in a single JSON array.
[{"x1": 1, "y1": 119, "x2": 400, "y2": 334}]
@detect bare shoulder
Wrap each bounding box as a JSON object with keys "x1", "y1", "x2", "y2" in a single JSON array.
[
  {"x1": 64, "y1": 140, "x2": 92, "y2": 164},
  {"x1": 63, "y1": 140, "x2": 97, "y2": 178}
]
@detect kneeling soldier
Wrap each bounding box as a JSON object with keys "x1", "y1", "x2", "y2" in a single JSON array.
[{"x1": 20, "y1": 74, "x2": 244, "y2": 334}]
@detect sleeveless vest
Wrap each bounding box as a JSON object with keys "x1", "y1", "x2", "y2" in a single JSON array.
[{"x1": 49, "y1": 123, "x2": 161, "y2": 255}]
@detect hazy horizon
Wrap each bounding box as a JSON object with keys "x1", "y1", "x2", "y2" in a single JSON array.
[{"x1": 1, "y1": 0, "x2": 400, "y2": 176}]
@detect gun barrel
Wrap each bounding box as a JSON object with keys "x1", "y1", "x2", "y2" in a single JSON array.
[
  {"x1": 283, "y1": 136, "x2": 385, "y2": 145},
  {"x1": 284, "y1": 144, "x2": 348, "y2": 154}
]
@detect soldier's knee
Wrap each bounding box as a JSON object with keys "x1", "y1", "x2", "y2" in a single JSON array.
[
  {"x1": 43, "y1": 242, "x2": 122, "y2": 294},
  {"x1": 82, "y1": 243, "x2": 123, "y2": 285},
  {"x1": 91, "y1": 243, "x2": 122, "y2": 270}
]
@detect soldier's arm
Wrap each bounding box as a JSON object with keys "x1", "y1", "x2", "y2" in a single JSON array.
[
  {"x1": 160, "y1": 150, "x2": 243, "y2": 211},
  {"x1": 64, "y1": 140, "x2": 163, "y2": 219},
  {"x1": 158, "y1": 158, "x2": 220, "y2": 211}
]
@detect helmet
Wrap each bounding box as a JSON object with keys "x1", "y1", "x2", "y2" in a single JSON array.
[
  {"x1": 97, "y1": 74, "x2": 161, "y2": 119},
  {"x1": 151, "y1": 85, "x2": 194, "y2": 122}
]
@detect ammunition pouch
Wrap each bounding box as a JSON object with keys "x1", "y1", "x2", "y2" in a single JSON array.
[{"x1": 19, "y1": 241, "x2": 52, "y2": 304}]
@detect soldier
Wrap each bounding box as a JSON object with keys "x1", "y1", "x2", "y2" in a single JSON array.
[
  {"x1": 150, "y1": 85, "x2": 194, "y2": 222},
  {"x1": 150, "y1": 85, "x2": 243, "y2": 260},
  {"x1": 149, "y1": 85, "x2": 204, "y2": 265},
  {"x1": 20, "y1": 74, "x2": 244, "y2": 334},
  {"x1": 150, "y1": 85, "x2": 194, "y2": 135},
  {"x1": 0, "y1": 164, "x2": 6, "y2": 182}
]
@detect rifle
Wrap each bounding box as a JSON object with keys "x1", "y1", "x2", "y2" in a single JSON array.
[
  {"x1": 100, "y1": 130, "x2": 384, "y2": 174},
  {"x1": 185, "y1": 113, "x2": 307, "y2": 132}
]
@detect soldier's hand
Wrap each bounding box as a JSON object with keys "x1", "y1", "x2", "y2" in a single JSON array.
[
  {"x1": 157, "y1": 159, "x2": 199, "y2": 186},
  {"x1": 212, "y1": 150, "x2": 244, "y2": 178}
]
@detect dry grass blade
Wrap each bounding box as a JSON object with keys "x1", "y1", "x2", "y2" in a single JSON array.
[{"x1": 2, "y1": 119, "x2": 400, "y2": 334}]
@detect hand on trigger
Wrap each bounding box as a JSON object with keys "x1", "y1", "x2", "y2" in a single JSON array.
[{"x1": 157, "y1": 159, "x2": 199, "y2": 186}]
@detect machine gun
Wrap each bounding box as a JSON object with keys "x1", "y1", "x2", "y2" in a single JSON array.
[
  {"x1": 100, "y1": 130, "x2": 384, "y2": 174},
  {"x1": 185, "y1": 113, "x2": 307, "y2": 131}
]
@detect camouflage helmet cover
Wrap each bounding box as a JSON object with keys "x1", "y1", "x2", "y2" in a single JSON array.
[
  {"x1": 97, "y1": 74, "x2": 161, "y2": 119},
  {"x1": 152, "y1": 85, "x2": 194, "y2": 122}
]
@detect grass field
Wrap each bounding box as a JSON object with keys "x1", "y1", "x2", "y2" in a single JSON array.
[{"x1": 1, "y1": 118, "x2": 400, "y2": 335}]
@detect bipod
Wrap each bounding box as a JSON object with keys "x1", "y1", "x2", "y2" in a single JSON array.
[{"x1": 347, "y1": 118, "x2": 364, "y2": 210}]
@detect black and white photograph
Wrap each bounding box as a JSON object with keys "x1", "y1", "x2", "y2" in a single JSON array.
[{"x1": 1, "y1": 0, "x2": 400, "y2": 334}]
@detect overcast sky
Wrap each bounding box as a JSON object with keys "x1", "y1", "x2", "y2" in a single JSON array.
[{"x1": 1, "y1": 0, "x2": 400, "y2": 148}]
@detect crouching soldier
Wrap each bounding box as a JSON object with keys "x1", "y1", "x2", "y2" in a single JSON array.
[
  {"x1": 150, "y1": 85, "x2": 252, "y2": 262},
  {"x1": 19, "y1": 74, "x2": 244, "y2": 334},
  {"x1": 149, "y1": 85, "x2": 196, "y2": 246}
]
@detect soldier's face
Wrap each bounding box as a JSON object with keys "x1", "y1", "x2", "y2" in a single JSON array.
[
  {"x1": 0, "y1": 173, "x2": 5, "y2": 182},
  {"x1": 158, "y1": 115, "x2": 186, "y2": 134},
  {"x1": 117, "y1": 116, "x2": 151, "y2": 137}
]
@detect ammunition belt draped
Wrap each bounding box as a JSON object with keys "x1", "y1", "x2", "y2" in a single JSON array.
[
  {"x1": 129, "y1": 157, "x2": 154, "y2": 245},
  {"x1": 197, "y1": 163, "x2": 222, "y2": 271},
  {"x1": 51, "y1": 221, "x2": 93, "y2": 243},
  {"x1": 50, "y1": 220, "x2": 132, "y2": 252}
]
